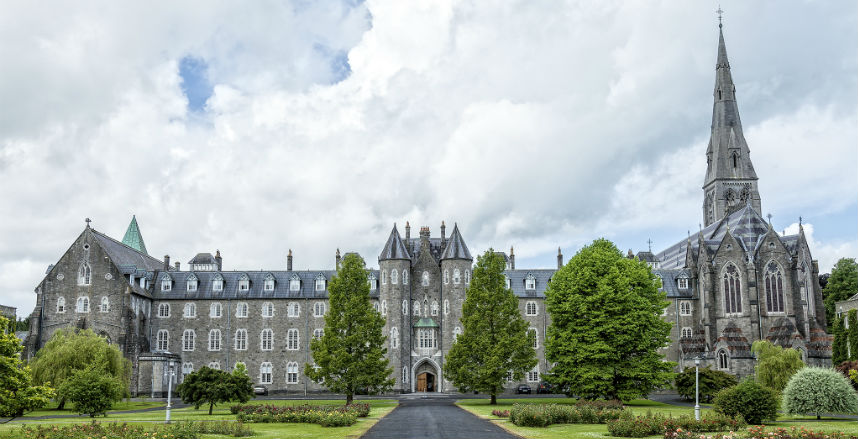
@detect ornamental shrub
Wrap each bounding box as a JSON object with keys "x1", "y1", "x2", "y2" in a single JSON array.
[
  {"x1": 675, "y1": 366, "x2": 738, "y2": 402},
  {"x1": 712, "y1": 379, "x2": 778, "y2": 425},
  {"x1": 607, "y1": 411, "x2": 744, "y2": 437},
  {"x1": 782, "y1": 367, "x2": 858, "y2": 419},
  {"x1": 58, "y1": 367, "x2": 124, "y2": 417},
  {"x1": 508, "y1": 403, "x2": 623, "y2": 427},
  {"x1": 835, "y1": 360, "x2": 858, "y2": 391},
  {"x1": 232, "y1": 403, "x2": 369, "y2": 426}
]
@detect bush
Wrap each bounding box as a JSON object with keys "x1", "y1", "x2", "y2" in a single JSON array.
[
  {"x1": 607, "y1": 410, "x2": 745, "y2": 437},
  {"x1": 58, "y1": 367, "x2": 124, "y2": 417},
  {"x1": 508, "y1": 403, "x2": 623, "y2": 427},
  {"x1": 835, "y1": 361, "x2": 858, "y2": 391},
  {"x1": 782, "y1": 367, "x2": 858, "y2": 418},
  {"x1": 713, "y1": 379, "x2": 778, "y2": 425},
  {"x1": 1, "y1": 421, "x2": 255, "y2": 439},
  {"x1": 675, "y1": 367, "x2": 738, "y2": 402},
  {"x1": 231, "y1": 403, "x2": 369, "y2": 427}
]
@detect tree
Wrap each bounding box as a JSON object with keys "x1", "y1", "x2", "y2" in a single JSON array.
[
  {"x1": 823, "y1": 258, "x2": 858, "y2": 330},
  {"x1": 782, "y1": 367, "x2": 858, "y2": 419},
  {"x1": 713, "y1": 379, "x2": 779, "y2": 424},
  {"x1": 0, "y1": 316, "x2": 54, "y2": 419},
  {"x1": 444, "y1": 250, "x2": 537, "y2": 405},
  {"x1": 674, "y1": 367, "x2": 737, "y2": 402},
  {"x1": 834, "y1": 361, "x2": 858, "y2": 391},
  {"x1": 15, "y1": 317, "x2": 29, "y2": 332},
  {"x1": 59, "y1": 367, "x2": 123, "y2": 417},
  {"x1": 849, "y1": 310, "x2": 858, "y2": 361},
  {"x1": 305, "y1": 253, "x2": 393, "y2": 404},
  {"x1": 832, "y1": 318, "x2": 848, "y2": 365},
  {"x1": 751, "y1": 340, "x2": 804, "y2": 391},
  {"x1": 544, "y1": 239, "x2": 674, "y2": 401},
  {"x1": 30, "y1": 328, "x2": 131, "y2": 409},
  {"x1": 177, "y1": 366, "x2": 253, "y2": 415}
]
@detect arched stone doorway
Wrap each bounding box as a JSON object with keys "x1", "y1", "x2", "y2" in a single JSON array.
[{"x1": 414, "y1": 360, "x2": 439, "y2": 392}]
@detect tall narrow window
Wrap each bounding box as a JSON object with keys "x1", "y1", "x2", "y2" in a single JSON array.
[
  {"x1": 262, "y1": 302, "x2": 274, "y2": 317},
  {"x1": 422, "y1": 271, "x2": 430, "y2": 286},
  {"x1": 157, "y1": 330, "x2": 169, "y2": 351},
  {"x1": 528, "y1": 328, "x2": 538, "y2": 349},
  {"x1": 260, "y1": 329, "x2": 273, "y2": 351},
  {"x1": 453, "y1": 326, "x2": 462, "y2": 342},
  {"x1": 158, "y1": 303, "x2": 170, "y2": 317},
  {"x1": 382, "y1": 270, "x2": 387, "y2": 285},
  {"x1": 723, "y1": 264, "x2": 742, "y2": 314},
  {"x1": 182, "y1": 329, "x2": 195, "y2": 351},
  {"x1": 78, "y1": 262, "x2": 92, "y2": 286},
  {"x1": 234, "y1": 329, "x2": 247, "y2": 350},
  {"x1": 718, "y1": 350, "x2": 729, "y2": 370},
  {"x1": 402, "y1": 270, "x2": 408, "y2": 285},
  {"x1": 236, "y1": 302, "x2": 248, "y2": 318},
  {"x1": 286, "y1": 362, "x2": 298, "y2": 384},
  {"x1": 413, "y1": 300, "x2": 421, "y2": 316},
  {"x1": 444, "y1": 299, "x2": 450, "y2": 316},
  {"x1": 260, "y1": 362, "x2": 273, "y2": 384},
  {"x1": 443, "y1": 270, "x2": 449, "y2": 285},
  {"x1": 453, "y1": 269, "x2": 461, "y2": 284},
  {"x1": 765, "y1": 262, "x2": 785, "y2": 313},
  {"x1": 402, "y1": 366, "x2": 409, "y2": 384},
  {"x1": 208, "y1": 329, "x2": 221, "y2": 351},
  {"x1": 210, "y1": 302, "x2": 222, "y2": 318},
  {"x1": 391, "y1": 269, "x2": 398, "y2": 285},
  {"x1": 368, "y1": 273, "x2": 377, "y2": 290},
  {"x1": 431, "y1": 300, "x2": 439, "y2": 316},
  {"x1": 525, "y1": 301, "x2": 538, "y2": 316},
  {"x1": 390, "y1": 327, "x2": 399, "y2": 349},
  {"x1": 465, "y1": 270, "x2": 470, "y2": 285},
  {"x1": 100, "y1": 297, "x2": 109, "y2": 313},
  {"x1": 56, "y1": 297, "x2": 66, "y2": 313},
  {"x1": 76, "y1": 297, "x2": 90, "y2": 313},
  {"x1": 381, "y1": 300, "x2": 388, "y2": 316},
  {"x1": 287, "y1": 329, "x2": 299, "y2": 350},
  {"x1": 402, "y1": 300, "x2": 409, "y2": 315}
]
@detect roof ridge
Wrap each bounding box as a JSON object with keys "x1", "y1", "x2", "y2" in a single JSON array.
[{"x1": 92, "y1": 229, "x2": 164, "y2": 266}]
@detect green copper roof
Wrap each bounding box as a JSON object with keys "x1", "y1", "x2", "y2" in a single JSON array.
[
  {"x1": 122, "y1": 215, "x2": 148, "y2": 255},
  {"x1": 414, "y1": 318, "x2": 439, "y2": 328}
]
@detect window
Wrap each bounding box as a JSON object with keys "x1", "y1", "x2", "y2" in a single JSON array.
[
  {"x1": 525, "y1": 274, "x2": 536, "y2": 290},
  {"x1": 236, "y1": 302, "x2": 248, "y2": 318},
  {"x1": 413, "y1": 300, "x2": 421, "y2": 316},
  {"x1": 234, "y1": 329, "x2": 247, "y2": 350},
  {"x1": 208, "y1": 329, "x2": 221, "y2": 351},
  {"x1": 718, "y1": 350, "x2": 729, "y2": 370},
  {"x1": 288, "y1": 302, "x2": 300, "y2": 317},
  {"x1": 527, "y1": 366, "x2": 539, "y2": 383},
  {"x1": 157, "y1": 330, "x2": 169, "y2": 351},
  {"x1": 182, "y1": 329, "x2": 195, "y2": 351},
  {"x1": 99, "y1": 297, "x2": 109, "y2": 313},
  {"x1": 765, "y1": 262, "x2": 785, "y2": 313},
  {"x1": 314, "y1": 302, "x2": 326, "y2": 317},
  {"x1": 402, "y1": 366, "x2": 409, "y2": 384},
  {"x1": 431, "y1": 300, "x2": 438, "y2": 316},
  {"x1": 182, "y1": 362, "x2": 193, "y2": 378},
  {"x1": 453, "y1": 269, "x2": 461, "y2": 284},
  {"x1": 262, "y1": 302, "x2": 274, "y2": 317},
  {"x1": 210, "y1": 302, "x2": 222, "y2": 318},
  {"x1": 381, "y1": 300, "x2": 388, "y2": 316},
  {"x1": 212, "y1": 275, "x2": 223, "y2": 292},
  {"x1": 286, "y1": 362, "x2": 299, "y2": 384},
  {"x1": 289, "y1": 275, "x2": 300, "y2": 291},
  {"x1": 315, "y1": 274, "x2": 326, "y2": 291},
  {"x1": 381, "y1": 270, "x2": 387, "y2": 285},
  {"x1": 444, "y1": 270, "x2": 449, "y2": 285},
  {"x1": 402, "y1": 300, "x2": 409, "y2": 315},
  {"x1": 677, "y1": 278, "x2": 689, "y2": 289},
  {"x1": 184, "y1": 302, "x2": 196, "y2": 318},
  {"x1": 453, "y1": 326, "x2": 462, "y2": 342},
  {"x1": 444, "y1": 299, "x2": 450, "y2": 316},
  {"x1": 528, "y1": 328, "x2": 538, "y2": 349},
  {"x1": 422, "y1": 271, "x2": 430, "y2": 286},
  {"x1": 506, "y1": 370, "x2": 514, "y2": 382},
  {"x1": 368, "y1": 273, "x2": 377, "y2": 290},
  {"x1": 263, "y1": 275, "x2": 275, "y2": 292},
  {"x1": 56, "y1": 297, "x2": 66, "y2": 313},
  {"x1": 505, "y1": 276, "x2": 511, "y2": 290},
  {"x1": 238, "y1": 275, "x2": 250, "y2": 292},
  {"x1": 161, "y1": 276, "x2": 172, "y2": 291},
  {"x1": 261, "y1": 329, "x2": 273, "y2": 351},
  {"x1": 390, "y1": 327, "x2": 399, "y2": 349},
  {"x1": 402, "y1": 270, "x2": 408, "y2": 285},
  {"x1": 373, "y1": 302, "x2": 379, "y2": 312},
  {"x1": 681, "y1": 327, "x2": 692, "y2": 338},
  {"x1": 76, "y1": 297, "x2": 89, "y2": 313},
  {"x1": 287, "y1": 329, "x2": 299, "y2": 350},
  {"x1": 525, "y1": 301, "x2": 538, "y2": 316},
  {"x1": 391, "y1": 269, "x2": 398, "y2": 285},
  {"x1": 187, "y1": 275, "x2": 198, "y2": 292},
  {"x1": 723, "y1": 264, "x2": 742, "y2": 315},
  {"x1": 260, "y1": 362, "x2": 273, "y2": 384},
  {"x1": 313, "y1": 328, "x2": 324, "y2": 339},
  {"x1": 418, "y1": 329, "x2": 436, "y2": 349},
  {"x1": 208, "y1": 362, "x2": 220, "y2": 370},
  {"x1": 465, "y1": 270, "x2": 470, "y2": 285},
  {"x1": 679, "y1": 301, "x2": 691, "y2": 316},
  {"x1": 158, "y1": 303, "x2": 170, "y2": 318},
  {"x1": 77, "y1": 262, "x2": 92, "y2": 286}
]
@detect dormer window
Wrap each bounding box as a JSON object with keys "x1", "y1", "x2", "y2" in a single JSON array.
[
  {"x1": 161, "y1": 275, "x2": 172, "y2": 292},
  {"x1": 237, "y1": 274, "x2": 250, "y2": 292},
  {"x1": 212, "y1": 275, "x2": 224, "y2": 292},
  {"x1": 263, "y1": 275, "x2": 275, "y2": 292},
  {"x1": 655, "y1": 275, "x2": 663, "y2": 289},
  {"x1": 677, "y1": 278, "x2": 688, "y2": 289},
  {"x1": 525, "y1": 274, "x2": 536, "y2": 291},
  {"x1": 368, "y1": 273, "x2": 377, "y2": 290},
  {"x1": 289, "y1": 274, "x2": 300, "y2": 292},
  {"x1": 315, "y1": 274, "x2": 326, "y2": 291},
  {"x1": 187, "y1": 275, "x2": 198, "y2": 292}
]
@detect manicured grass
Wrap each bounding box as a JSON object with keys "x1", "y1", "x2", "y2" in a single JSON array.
[
  {"x1": 16, "y1": 400, "x2": 166, "y2": 418},
  {"x1": 1, "y1": 399, "x2": 398, "y2": 439}
]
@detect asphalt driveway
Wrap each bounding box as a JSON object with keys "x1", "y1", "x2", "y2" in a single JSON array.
[{"x1": 361, "y1": 396, "x2": 518, "y2": 439}]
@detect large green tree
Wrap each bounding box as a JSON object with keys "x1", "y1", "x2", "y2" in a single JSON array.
[
  {"x1": 444, "y1": 250, "x2": 537, "y2": 405},
  {"x1": 30, "y1": 328, "x2": 131, "y2": 409},
  {"x1": 823, "y1": 258, "x2": 858, "y2": 329},
  {"x1": 751, "y1": 340, "x2": 804, "y2": 392},
  {"x1": 305, "y1": 253, "x2": 393, "y2": 404},
  {"x1": 0, "y1": 316, "x2": 54, "y2": 419},
  {"x1": 545, "y1": 238, "x2": 674, "y2": 400},
  {"x1": 59, "y1": 367, "x2": 124, "y2": 417},
  {"x1": 177, "y1": 366, "x2": 254, "y2": 415}
]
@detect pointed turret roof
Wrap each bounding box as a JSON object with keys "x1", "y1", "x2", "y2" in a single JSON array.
[
  {"x1": 121, "y1": 215, "x2": 148, "y2": 255},
  {"x1": 440, "y1": 223, "x2": 472, "y2": 260},
  {"x1": 379, "y1": 224, "x2": 410, "y2": 261}
]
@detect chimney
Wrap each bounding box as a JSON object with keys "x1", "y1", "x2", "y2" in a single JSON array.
[
  {"x1": 174, "y1": 261, "x2": 181, "y2": 271},
  {"x1": 287, "y1": 249, "x2": 293, "y2": 271},
  {"x1": 627, "y1": 249, "x2": 634, "y2": 259},
  {"x1": 419, "y1": 226, "x2": 430, "y2": 244},
  {"x1": 405, "y1": 221, "x2": 412, "y2": 252},
  {"x1": 164, "y1": 255, "x2": 170, "y2": 270},
  {"x1": 336, "y1": 248, "x2": 341, "y2": 268},
  {"x1": 510, "y1": 246, "x2": 515, "y2": 270},
  {"x1": 215, "y1": 250, "x2": 222, "y2": 271},
  {"x1": 557, "y1": 247, "x2": 563, "y2": 269}
]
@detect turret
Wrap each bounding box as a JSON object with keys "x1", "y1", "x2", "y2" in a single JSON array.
[{"x1": 378, "y1": 224, "x2": 411, "y2": 391}]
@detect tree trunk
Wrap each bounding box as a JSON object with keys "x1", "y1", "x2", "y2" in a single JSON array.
[
  {"x1": 57, "y1": 398, "x2": 65, "y2": 410},
  {"x1": 346, "y1": 393, "x2": 354, "y2": 405},
  {"x1": 817, "y1": 413, "x2": 821, "y2": 420},
  {"x1": 209, "y1": 402, "x2": 214, "y2": 415},
  {"x1": 490, "y1": 393, "x2": 497, "y2": 405}
]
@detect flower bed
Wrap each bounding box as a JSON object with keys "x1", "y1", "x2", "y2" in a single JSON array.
[
  {"x1": 2, "y1": 421, "x2": 253, "y2": 439},
  {"x1": 606, "y1": 411, "x2": 745, "y2": 437},
  {"x1": 508, "y1": 403, "x2": 623, "y2": 427},
  {"x1": 665, "y1": 426, "x2": 858, "y2": 439},
  {"x1": 231, "y1": 403, "x2": 371, "y2": 427},
  {"x1": 492, "y1": 409, "x2": 510, "y2": 418}
]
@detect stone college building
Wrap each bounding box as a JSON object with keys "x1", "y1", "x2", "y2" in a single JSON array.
[{"x1": 22, "y1": 25, "x2": 830, "y2": 396}]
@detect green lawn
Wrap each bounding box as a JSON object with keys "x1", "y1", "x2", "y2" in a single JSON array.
[
  {"x1": 15, "y1": 400, "x2": 165, "y2": 418},
  {"x1": 456, "y1": 398, "x2": 858, "y2": 439},
  {"x1": 1, "y1": 399, "x2": 398, "y2": 439}
]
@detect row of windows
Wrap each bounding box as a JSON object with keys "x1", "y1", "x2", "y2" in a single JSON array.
[
  {"x1": 506, "y1": 366, "x2": 541, "y2": 383},
  {"x1": 158, "y1": 327, "x2": 313, "y2": 352},
  {"x1": 157, "y1": 302, "x2": 324, "y2": 319},
  {"x1": 181, "y1": 362, "x2": 304, "y2": 384},
  {"x1": 162, "y1": 273, "x2": 331, "y2": 293},
  {"x1": 56, "y1": 296, "x2": 109, "y2": 313}
]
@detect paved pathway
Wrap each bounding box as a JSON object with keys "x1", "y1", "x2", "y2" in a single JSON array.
[{"x1": 362, "y1": 395, "x2": 519, "y2": 439}]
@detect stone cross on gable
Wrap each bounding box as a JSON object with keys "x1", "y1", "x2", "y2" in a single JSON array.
[
  {"x1": 716, "y1": 6, "x2": 724, "y2": 28},
  {"x1": 766, "y1": 213, "x2": 773, "y2": 224},
  {"x1": 647, "y1": 238, "x2": 653, "y2": 252},
  {"x1": 85, "y1": 218, "x2": 92, "y2": 227}
]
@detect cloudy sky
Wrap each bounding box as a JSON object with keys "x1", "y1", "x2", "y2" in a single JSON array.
[{"x1": 1, "y1": 0, "x2": 856, "y2": 316}]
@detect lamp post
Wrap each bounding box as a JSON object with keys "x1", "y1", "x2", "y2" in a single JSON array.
[
  {"x1": 694, "y1": 356, "x2": 701, "y2": 421},
  {"x1": 165, "y1": 359, "x2": 175, "y2": 424}
]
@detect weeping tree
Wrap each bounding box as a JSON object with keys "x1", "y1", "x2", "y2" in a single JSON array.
[{"x1": 751, "y1": 340, "x2": 804, "y2": 392}]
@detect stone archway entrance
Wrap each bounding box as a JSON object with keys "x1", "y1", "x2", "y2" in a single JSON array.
[{"x1": 414, "y1": 361, "x2": 438, "y2": 392}]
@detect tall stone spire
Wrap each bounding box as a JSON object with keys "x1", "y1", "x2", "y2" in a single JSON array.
[
  {"x1": 378, "y1": 224, "x2": 410, "y2": 261},
  {"x1": 702, "y1": 20, "x2": 761, "y2": 227},
  {"x1": 121, "y1": 215, "x2": 148, "y2": 255}
]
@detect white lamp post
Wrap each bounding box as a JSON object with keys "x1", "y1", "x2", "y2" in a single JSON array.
[
  {"x1": 694, "y1": 357, "x2": 701, "y2": 421},
  {"x1": 166, "y1": 359, "x2": 175, "y2": 424}
]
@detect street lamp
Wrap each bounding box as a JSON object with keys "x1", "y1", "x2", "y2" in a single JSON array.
[
  {"x1": 694, "y1": 356, "x2": 701, "y2": 421},
  {"x1": 166, "y1": 359, "x2": 176, "y2": 424}
]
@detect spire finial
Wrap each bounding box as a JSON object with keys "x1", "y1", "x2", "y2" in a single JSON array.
[
  {"x1": 85, "y1": 218, "x2": 91, "y2": 227},
  {"x1": 647, "y1": 238, "x2": 653, "y2": 252},
  {"x1": 766, "y1": 213, "x2": 773, "y2": 224},
  {"x1": 716, "y1": 5, "x2": 724, "y2": 29}
]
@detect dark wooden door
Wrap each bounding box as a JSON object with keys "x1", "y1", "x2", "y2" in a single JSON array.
[{"x1": 417, "y1": 373, "x2": 427, "y2": 391}]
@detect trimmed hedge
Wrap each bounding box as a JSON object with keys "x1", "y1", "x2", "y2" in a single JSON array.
[
  {"x1": 606, "y1": 410, "x2": 745, "y2": 438},
  {"x1": 231, "y1": 403, "x2": 370, "y2": 427},
  {"x1": 0, "y1": 421, "x2": 253, "y2": 439},
  {"x1": 713, "y1": 380, "x2": 779, "y2": 425},
  {"x1": 509, "y1": 403, "x2": 623, "y2": 427}
]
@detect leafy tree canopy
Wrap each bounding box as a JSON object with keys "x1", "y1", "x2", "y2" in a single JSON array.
[
  {"x1": 675, "y1": 366, "x2": 737, "y2": 403},
  {"x1": 444, "y1": 250, "x2": 537, "y2": 405},
  {"x1": 59, "y1": 367, "x2": 123, "y2": 417},
  {"x1": 177, "y1": 366, "x2": 253, "y2": 415},
  {"x1": 751, "y1": 340, "x2": 804, "y2": 392},
  {"x1": 824, "y1": 258, "x2": 858, "y2": 329},
  {"x1": 0, "y1": 316, "x2": 55, "y2": 418},
  {"x1": 305, "y1": 253, "x2": 393, "y2": 404},
  {"x1": 544, "y1": 238, "x2": 674, "y2": 401},
  {"x1": 782, "y1": 367, "x2": 858, "y2": 419}
]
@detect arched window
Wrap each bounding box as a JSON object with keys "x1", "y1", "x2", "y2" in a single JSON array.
[
  {"x1": 525, "y1": 274, "x2": 536, "y2": 290},
  {"x1": 210, "y1": 302, "x2": 222, "y2": 318},
  {"x1": 261, "y1": 302, "x2": 275, "y2": 317},
  {"x1": 391, "y1": 269, "x2": 398, "y2": 285},
  {"x1": 315, "y1": 274, "x2": 326, "y2": 291},
  {"x1": 263, "y1": 274, "x2": 275, "y2": 292},
  {"x1": 208, "y1": 329, "x2": 221, "y2": 351},
  {"x1": 313, "y1": 328, "x2": 324, "y2": 339},
  {"x1": 732, "y1": 153, "x2": 738, "y2": 168},
  {"x1": 390, "y1": 327, "x2": 399, "y2": 349},
  {"x1": 453, "y1": 269, "x2": 461, "y2": 284},
  {"x1": 418, "y1": 329, "x2": 436, "y2": 349},
  {"x1": 765, "y1": 262, "x2": 785, "y2": 313},
  {"x1": 212, "y1": 274, "x2": 224, "y2": 292},
  {"x1": 260, "y1": 329, "x2": 273, "y2": 351},
  {"x1": 465, "y1": 270, "x2": 471, "y2": 285},
  {"x1": 528, "y1": 328, "x2": 538, "y2": 349},
  {"x1": 444, "y1": 299, "x2": 450, "y2": 316},
  {"x1": 381, "y1": 300, "x2": 388, "y2": 316},
  {"x1": 431, "y1": 300, "x2": 439, "y2": 316},
  {"x1": 187, "y1": 275, "x2": 198, "y2": 292},
  {"x1": 373, "y1": 302, "x2": 379, "y2": 312},
  {"x1": 723, "y1": 264, "x2": 742, "y2": 315},
  {"x1": 99, "y1": 297, "x2": 109, "y2": 313},
  {"x1": 368, "y1": 273, "x2": 377, "y2": 290},
  {"x1": 237, "y1": 274, "x2": 250, "y2": 292},
  {"x1": 75, "y1": 296, "x2": 89, "y2": 313},
  {"x1": 235, "y1": 302, "x2": 248, "y2": 318},
  {"x1": 679, "y1": 301, "x2": 691, "y2": 316},
  {"x1": 402, "y1": 366, "x2": 409, "y2": 384},
  {"x1": 402, "y1": 270, "x2": 408, "y2": 285},
  {"x1": 182, "y1": 329, "x2": 195, "y2": 351},
  {"x1": 289, "y1": 274, "x2": 301, "y2": 291},
  {"x1": 286, "y1": 362, "x2": 299, "y2": 384},
  {"x1": 260, "y1": 362, "x2": 273, "y2": 384},
  {"x1": 161, "y1": 275, "x2": 172, "y2": 292},
  {"x1": 208, "y1": 362, "x2": 220, "y2": 370},
  {"x1": 422, "y1": 271, "x2": 430, "y2": 286},
  {"x1": 443, "y1": 270, "x2": 450, "y2": 285},
  {"x1": 77, "y1": 262, "x2": 91, "y2": 286},
  {"x1": 681, "y1": 327, "x2": 692, "y2": 338},
  {"x1": 234, "y1": 329, "x2": 247, "y2": 350},
  {"x1": 402, "y1": 300, "x2": 409, "y2": 315},
  {"x1": 453, "y1": 326, "x2": 462, "y2": 342},
  {"x1": 288, "y1": 302, "x2": 300, "y2": 317},
  {"x1": 718, "y1": 350, "x2": 729, "y2": 370},
  {"x1": 381, "y1": 270, "x2": 387, "y2": 285},
  {"x1": 314, "y1": 302, "x2": 326, "y2": 317},
  {"x1": 158, "y1": 303, "x2": 170, "y2": 318},
  {"x1": 56, "y1": 297, "x2": 66, "y2": 313},
  {"x1": 157, "y1": 329, "x2": 169, "y2": 351},
  {"x1": 182, "y1": 362, "x2": 193, "y2": 378},
  {"x1": 525, "y1": 301, "x2": 538, "y2": 316},
  {"x1": 287, "y1": 329, "x2": 299, "y2": 350},
  {"x1": 413, "y1": 300, "x2": 421, "y2": 316},
  {"x1": 183, "y1": 302, "x2": 196, "y2": 318}
]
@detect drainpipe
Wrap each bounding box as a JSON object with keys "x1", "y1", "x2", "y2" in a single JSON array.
[
  {"x1": 226, "y1": 298, "x2": 231, "y2": 369},
  {"x1": 305, "y1": 296, "x2": 309, "y2": 397}
]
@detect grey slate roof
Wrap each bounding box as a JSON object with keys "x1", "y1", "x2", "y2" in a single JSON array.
[
  {"x1": 653, "y1": 268, "x2": 693, "y2": 298},
  {"x1": 189, "y1": 253, "x2": 217, "y2": 264},
  {"x1": 92, "y1": 229, "x2": 164, "y2": 274},
  {"x1": 406, "y1": 237, "x2": 444, "y2": 262},
  {"x1": 378, "y1": 225, "x2": 410, "y2": 261},
  {"x1": 504, "y1": 269, "x2": 555, "y2": 298},
  {"x1": 440, "y1": 224, "x2": 472, "y2": 260}
]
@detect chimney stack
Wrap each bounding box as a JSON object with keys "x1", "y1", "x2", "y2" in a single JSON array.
[
  {"x1": 441, "y1": 221, "x2": 447, "y2": 245},
  {"x1": 510, "y1": 246, "x2": 515, "y2": 270},
  {"x1": 336, "y1": 248, "x2": 341, "y2": 268},
  {"x1": 164, "y1": 255, "x2": 170, "y2": 270},
  {"x1": 405, "y1": 221, "x2": 412, "y2": 252},
  {"x1": 287, "y1": 249, "x2": 293, "y2": 271},
  {"x1": 419, "y1": 226, "x2": 430, "y2": 244},
  {"x1": 174, "y1": 261, "x2": 181, "y2": 271},
  {"x1": 215, "y1": 250, "x2": 222, "y2": 271},
  {"x1": 557, "y1": 247, "x2": 563, "y2": 269}
]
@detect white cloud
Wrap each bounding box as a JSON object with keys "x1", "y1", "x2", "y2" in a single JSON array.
[{"x1": 784, "y1": 223, "x2": 858, "y2": 274}]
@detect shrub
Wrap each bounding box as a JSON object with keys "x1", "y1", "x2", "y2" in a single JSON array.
[
  {"x1": 835, "y1": 361, "x2": 858, "y2": 391},
  {"x1": 782, "y1": 367, "x2": 858, "y2": 419},
  {"x1": 713, "y1": 379, "x2": 778, "y2": 425},
  {"x1": 59, "y1": 367, "x2": 124, "y2": 417},
  {"x1": 509, "y1": 403, "x2": 623, "y2": 427},
  {"x1": 2, "y1": 421, "x2": 253, "y2": 439},
  {"x1": 607, "y1": 410, "x2": 745, "y2": 438},
  {"x1": 675, "y1": 367, "x2": 738, "y2": 402},
  {"x1": 231, "y1": 403, "x2": 369, "y2": 427}
]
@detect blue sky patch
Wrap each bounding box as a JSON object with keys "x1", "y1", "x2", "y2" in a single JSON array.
[{"x1": 179, "y1": 56, "x2": 213, "y2": 112}]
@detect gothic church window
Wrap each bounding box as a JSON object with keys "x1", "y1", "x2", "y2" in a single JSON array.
[
  {"x1": 158, "y1": 303, "x2": 170, "y2": 318},
  {"x1": 525, "y1": 301, "x2": 538, "y2": 316},
  {"x1": 234, "y1": 329, "x2": 247, "y2": 350},
  {"x1": 453, "y1": 269, "x2": 461, "y2": 284},
  {"x1": 236, "y1": 302, "x2": 248, "y2": 318},
  {"x1": 443, "y1": 270, "x2": 449, "y2": 285},
  {"x1": 287, "y1": 329, "x2": 300, "y2": 350},
  {"x1": 444, "y1": 299, "x2": 449, "y2": 316},
  {"x1": 208, "y1": 329, "x2": 221, "y2": 351},
  {"x1": 422, "y1": 271, "x2": 430, "y2": 286},
  {"x1": 382, "y1": 300, "x2": 388, "y2": 316},
  {"x1": 157, "y1": 329, "x2": 169, "y2": 351},
  {"x1": 210, "y1": 302, "x2": 222, "y2": 318},
  {"x1": 681, "y1": 327, "x2": 692, "y2": 338},
  {"x1": 76, "y1": 297, "x2": 89, "y2": 313},
  {"x1": 262, "y1": 302, "x2": 274, "y2": 317},
  {"x1": 288, "y1": 302, "x2": 300, "y2": 317},
  {"x1": 413, "y1": 300, "x2": 420, "y2": 316},
  {"x1": 390, "y1": 327, "x2": 398, "y2": 349},
  {"x1": 182, "y1": 329, "x2": 195, "y2": 351},
  {"x1": 723, "y1": 264, "x2": 742, "y2": 315},
  {"x1": 402, "y1": 270, "x2": 408, "y2": 285},
  {"x1": 78, "y1": 262, "x2": 91, "y2": 286},
  {"x1": 402, "y1": 300, "x2": 408, "y2": 315},
  {"x1": 765, "y1": 262, "x2": 785, "y2": 314},
  {"x1": 184, "y1": 303, "x2": 196, "y2": 318},
  {"x1": 453, "y1": 326, "x2": 461, "y2": 342},
  {"x1": 717, "y1": 349, "x2": 729, "y2": 370},
  {"x1": 391, "y1": 269, "x2": 398, "y2": 285},
  {"x1": 286, "y1": 362, "x2": 299, "y2": 384},
  {"x1": 431, "y1": 300, "x2": 438, "y2": 316},
  {"x1": 100, "y1": 297, "x2": 109, "y2": 313},
  {"x1": 260, "y1": 362, "x2": 273, "y2": 384},
  {"x1": 261, "y1": 329, "x2": 273, "y2": 351},
  {"x1": 56, "y1": 297, "x2": 65, "y2": 313}
]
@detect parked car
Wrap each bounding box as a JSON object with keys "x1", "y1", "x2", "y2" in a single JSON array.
[
  {"x1": 516, "y1": 384, "x2": 532, "y2": 394},
  {"x1": 536, "y1": 382, "x2": 553, "y2": 394},
  {"x1": 253, "y1": 385, "x2": 268, "y2": 396}
]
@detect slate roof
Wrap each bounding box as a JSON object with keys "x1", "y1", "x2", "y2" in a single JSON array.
[
  {"x1": 189, "y1": 253, "x2": 217, "y2": 265},
  {"x1": 406, "y1": 237, "x2": 444, "y2": 262},
  {"x1": 504, "y1": 269, "x2": 555, "y2": 298},
  {"x1": 440, "y1": 224, "x2": 472, "y2": 260},
  {"x1": 92, "y1": 229, "x2": 164, "y2": 274},
  {"x1": 378, "y1": 225, "x2": 410, "y2": 261},
  {"x1": 653, "y1": 268, "x2": 693, "y2": 298},
  {"x1": 121, "y1": 215, "x2": 148, "y2": 255}
]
